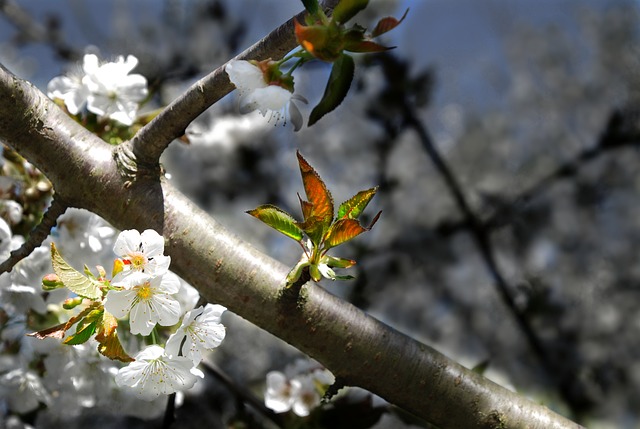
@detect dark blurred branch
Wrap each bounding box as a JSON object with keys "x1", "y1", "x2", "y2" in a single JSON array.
[
  {"x1": 0, "y1": 196, "x2": 68, "y2": 274},
  {"x1": 436, "y1": 108, "x2": 640, "y2": 236},
  {"x1": 0, "y1": 0, "x2": 80, "y2": 61},
  {"x1": 201, "y1": 361, "x2": 284, "y2": 429}
]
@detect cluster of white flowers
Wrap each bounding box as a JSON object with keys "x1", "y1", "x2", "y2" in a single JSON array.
[
  {"x1": 264, "y1": 359, "x2": 335, "y2": 417},
  {"x1": 47, "y1": 53, "x2": 148, "y2": 126},
  {"x1": 226, "y1": 59, "x2": 305, "y2": 131},
  {"x1": 104, "y1": 229, "x2": 226, "y2": 400}
]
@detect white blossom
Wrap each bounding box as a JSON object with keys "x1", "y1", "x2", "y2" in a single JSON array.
[
  {"x1": 0, "y1": 368, "x2": 52, "y2": 414},
  {"x1": 47, "y1": 54, "x2": 94, "y2": 114},
  {"x1": 105, "y1": 271, "x2": 181, "y2": 336},
  {"x1": 226, "y1": 60, "x2": 304, "y2": 131},
  {"x1": 48, "y1": 53, "x2": 148, "y2": 125},
  {"x1": 83, "y1": 54, "x2": 148, "y2": 125},
  {"x1": 115, "y1": 345, "x2": 203, "y2": 401},
  {"x1": 165, "y1": 304, "x2": 226, "y2": 365},
  {"x1": 112, "y1": 229, "x2": 171, "y2": 281},
  {"x1": 55, "y1": 208, "x2": 116, "y2": 268},
  {"x1": 264, "y1": 361, "x2": 335, "y2": 416}
]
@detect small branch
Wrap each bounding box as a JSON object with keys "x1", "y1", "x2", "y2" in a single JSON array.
[
  {"x1": 162, "y1": 393, "x2": 177, "y2": 429},
  {"x1": 0, "y1": 196, "x2": 68, "y2": 274},
  {"x1": 201, "y1": 361, "x2": 284, "y2": 429},
  {"x1": 0, "y1": 0, "x2": 80, "y2": 61},
  {"x1": 129, "y1": 0, "x2": 340, "y2": 168}
]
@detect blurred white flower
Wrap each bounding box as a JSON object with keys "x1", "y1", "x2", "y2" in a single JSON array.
[
  {"x1": 226, "y1": 59, "x2": 304, "y2": 131},
  {"x1": 112, "y1": 229, "x2": 171, "y2": 281},
  {"x1": 48, "y1": 54, "x2": 148, "y2": 125},
  {"x1": 0, "y1": 368, "x2": 52, "y2": 414},
  {"x1": 47, "y1": 54, "x2": 94, "y2": 114},
  {"x1": 165, "y1": 304, "x2": 226, "y2": 365},
  {"x1": 83, "y1": 54, "x2": 148, "y2": 125},
  {"x1": 264, "y1": 362, "x2": 334, "y2": 416},
  {"x1": 0, "y1": 246, "x2": 54, "y2": 316},
  {"x1": 0, "y1": 216, "x2": 23, "y2": 261},
  {"x1": 173, "y1": 276, "x2": 201, "y2": 316},
  {"x1": 115, "y1": 345, "x2": 203, "y2": 401},
  {"x1": 56, "y1": 208, "x2": 116, "y2": 267},
  {"x1": 0, "y1": 199, "x2": 23, "y2": 225},
  {"x1": 105, "y1": 271, "x2": 181, "y2": 336},
  {"x1": 264, "y1": 371, "x2": 294, "y2": 413}
]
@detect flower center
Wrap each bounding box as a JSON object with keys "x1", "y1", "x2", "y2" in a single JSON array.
[
  {"x1": 129, "y1": 252, "x2": 147, "y2": 270},
  {"x1": 136, "y1": 282, "x2": 153, "y2": 301}
]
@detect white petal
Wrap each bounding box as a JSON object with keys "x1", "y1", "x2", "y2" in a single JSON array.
[
  {"x1": 226, "y1": 60, "x2": 266, "y2": 91},
  {"x1": 104, "y1": 289, "x2": 135, "y2": 318},
  {"x1": 140, "y1": 229, "x2": 165, "y2": 257},
  {"x1": 129, "y1": 300, "x2": 157, "y2": 335},
  {"x1": 151, "y1": 294, "x2": 181, "y2": 327},
  {"x1": 114, "y1": 229, "x2": 142, "y2": 257}
]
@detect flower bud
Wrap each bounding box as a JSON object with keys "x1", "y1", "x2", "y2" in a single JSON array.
[
  {"x1": 42, "y1": 273, "x2": 64, "y2": 291},
  {"x1": 62, "y1": 297, "x2": 84, "y2": 310}
]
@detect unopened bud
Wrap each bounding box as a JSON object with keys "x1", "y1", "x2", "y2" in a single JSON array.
[
  {"x1": 42, "y1": 273, "x2": 64, "y2": 291},
  {"x1": 62, "y1": 297, "x2": 84, "y2": 310}
]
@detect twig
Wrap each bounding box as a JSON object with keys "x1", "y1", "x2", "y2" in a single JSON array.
[
  {"x1": 0, "y1": 0, "x2": 80, "y2": 60},
  {"x1": 129, "y1": 0, "x2": 340, "y2": 168},
  {"x1": 0, "y1": 196, "x2": 68, "y2": 274},
  {"x1": 162, "y1": 393, "x2": 177, "y2": 429},
  {"x1": 201, "y1": 361, "x2": 285, "y2": 429}
]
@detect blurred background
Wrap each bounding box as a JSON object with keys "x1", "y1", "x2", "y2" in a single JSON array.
[{"x1": 1, "y1": 0, "x2": 640, "y2": 428}]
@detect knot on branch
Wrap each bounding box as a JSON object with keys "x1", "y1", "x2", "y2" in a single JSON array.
[{"x1": 113, "y1": 143, "x2": 162, "y2": 187}]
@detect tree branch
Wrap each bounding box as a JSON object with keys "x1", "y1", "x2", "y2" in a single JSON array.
[
  {"x1": 0, "y1": 62, "x2": 583, "y2": 429},
  {"x1": 0, "y1": 195, "x2": 68, "y2": 274},
  {"x1": 129, "y1": 0, "x2": 339, "y2": 168}
]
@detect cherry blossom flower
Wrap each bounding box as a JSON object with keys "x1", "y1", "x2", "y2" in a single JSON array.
[
  {"x1": 47, "y1": 53, "x2": 94, "y2": 115},
  {"x1": 226, "y1": 59, "x2": 305, "y2": 131},
  {"x1": 264, "y1": 362, "x2": 335, "y2": 416},
  {"x1": 104, "y1": 271, "x2": 181, "y2": 336},
  {"x1": 264, "y1": 371, "x2": 294, "y2": 413},
  {"x1": 165, "y1": 304, "x2": 226, "y2": 365},
  {"x1": 83, "y1": 54, "x2": 148, "y2": 125},
  {"x1": 112, "y1": 229, "x2": 171, "y2": 281},
  {"x1": 0, "y1": 368, "x2": 52, "y2": 414},
  {"x1": 48, "y1": 53, "x2": 148, "y2": 125},
  {"x1": 115, "y1": 345, "x2": 203, "y2": 401}
]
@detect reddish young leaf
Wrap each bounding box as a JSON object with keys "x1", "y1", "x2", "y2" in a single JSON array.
[
  {"x1": 324, "y1": 218, "x2": 367, "y2": 248},
  {"x1": 371, "y1": 8, "x2": 409, "y2": 38},
  {"x1": 297, "y1": 151, "x2": 334, "y2": 227},
  {"x1": 95, "y1": 311, "x2": 134, "y2": 362},
  {"x1": 27, "y1": 305, "x2": 94, "y2": 339},
  {"x1": 338, "y1": 186, "x2": 378, "y2": 220},
  {"x1": 345, "y1": 40, "x2": 393, "y2": 54},
  {"x1": 247, "y1": 204, "x2": 304, "y2": 242}
]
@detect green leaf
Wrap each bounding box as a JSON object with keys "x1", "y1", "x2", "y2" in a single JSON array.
[
  {"x1": 64, "y1": 310, "x2": 102, "y2": 345},
  {"x1": 333, "y1": 0, "x2": 369, "y2": 24},
  {"x1": 323, "y1": 255, "x2": 356, "y2": 268},
  {"x1": 338, "y1": 186, "x2": 378, "y2": 219},
  {"x1": 247, "y1": 205, "x2": 304, "y2": 242},
  {"x1": 301, "y1": 0, "x2": 320, "y2": 15},
  {"x1": 50, "y1": 242, "x2": 102, "y2": 299},
  {"x1": 309, "y1": 53, "x2": 355, "y2": 126}
]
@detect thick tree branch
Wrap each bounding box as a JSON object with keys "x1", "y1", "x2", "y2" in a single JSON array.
[
  {"x1": 0, "y1": 63, "x2": 582, "y2": 429},
  {"x1": 129, "y1": 0, "x2": 339, "y2": 168}
]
